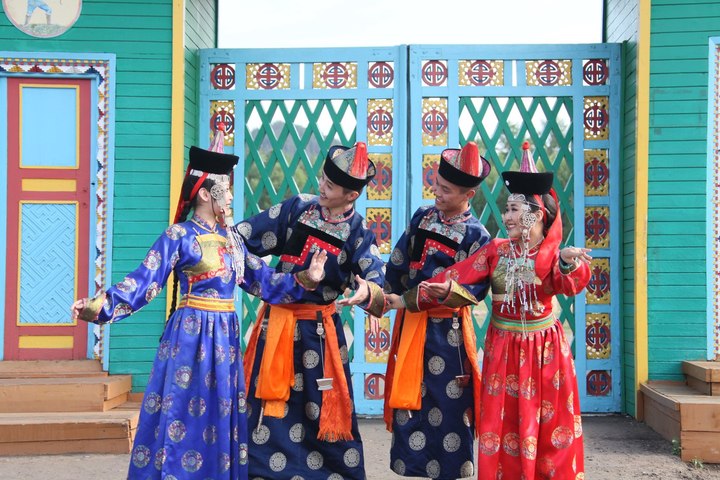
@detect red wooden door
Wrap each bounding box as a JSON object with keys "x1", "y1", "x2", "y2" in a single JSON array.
[{"x1": 4, "y1": 77, "x2": 92, "y2": 360}]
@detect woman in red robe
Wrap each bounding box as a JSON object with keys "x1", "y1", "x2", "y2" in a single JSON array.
[{"x1": 388, "y1": 142, "x2": 591, "y2": 480}]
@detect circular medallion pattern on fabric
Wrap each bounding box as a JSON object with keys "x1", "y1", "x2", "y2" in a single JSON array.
[
  {"x1": 252, "y1": 425, "x2": 271, "y2": 445},
  {"x1": 520, "y1": 377, "x2": 537, "y2": 399},
  {"x1": 340, "y1": 345, "x2": 349, "y2": 364},
  {"x1": 303, "y1": 350, "x2": 320, "y2": 369},
  {"x1": 289, "y1": 422, "x2": 306, "y2": 443},
  {"x1": 292, "y1": 373, "x2": 305, "y2": 391},
  {"x1": 239, "y1": 443, "x2": 249, "y2": 465},
  {"x1": 461, "y1": 460, "x2": 474, "y2": 476},
  {"x1": 115, "y1": 277, "x2": 137, "y2": 293},
  {"x1": 305, "y1": 401, "x2": 320, "y2": 420},
  {"x1": 522, "y1": 436, "x2": 538, "y2": 459},
  {"x1": 447, "y1": 329, "x2": 462, "y2": 347},
  {"x1": 503, "y1": 432, "x2": 520, "y2": 456},
  {"x1": 161, "y1": 394, "x2": 174, "y2": 413},
  {"x1": 132, "y1": 445, "x2": 151, "y2": 468},
  {"x1": 205, "y1": 371, "x2": 217, "y2": 389},
  {"x1": 505, "y1": 374, "x2": 520, "y2": 398},
  {"x1": 183, "y1": 315, "x2": 201, "y2": 335},
  {"x1": 174, "y1": 366, "x2": 192, "y2": 389},
  {"x1": 409, "y1": 431, "x2": 427, "y2": 450},
  {"x1": 551, "y1": 426, "x2": 574, "y2": 449},
  {"x1": 428, "y1": 407, "x2": 443, "y2": 426},
  {"x1": 479, "y1": 432, "x2": 500, "y2": 456},
  {"x1": 446, "y1": 379, "x2": 463, "y2": 399},
  {"x1": 392, "y1": 459, "x2": 406, "y2": 475},
  {"x1": 426, "y1": 459, "x2": 441, "y2": 479},
  {"x1": 203, "y1": 425, "x2": 218, "y2": 444},
  {"x1": 143, "y1": 250, "x2": 162, "y2": 270},
  {"x1": 219, "y1": 452, "x2": 231, "y2": 472},
  {"x1": 153, "y1": 447, "x2": 167, "y2": 470},
  {"x1": 168, "y1": 420, "x2": 187, "y2": 443},
  {"x1": 538, "y1": 456, "x2": 556, "y2": 477},
  {"x1": 187, "y1": 396, "x2": 206, "y2": 417},
  {"x1": 574, "y1": 414, "x2": 583, "y2": 438},
  {"x1": 443, "y1": 432, "x2": 461, "y2": 452},
  {"x1": 306, "y1": 450, "x2": 324, "y2": 470},
  {"x1": 344, "y1": 447, "x2": 361, "y2": 467},
  {"x1": 143, "y1": 393, "x2": 161, "y2": 414},
  {"x1": 395, "y1": 408, "x2": 410, "y2": 426},
  {"x1": 181, "y1": 450, "x2": 203, "y2": 472},
  {"x1": 269, "y1": 452, "x2": 287, "y2": 472},
  {"x1": 428, "y1": 355, "x2": 445, "y2": 375}
]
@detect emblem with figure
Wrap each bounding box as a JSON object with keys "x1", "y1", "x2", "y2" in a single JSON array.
[{"x1": 2, "y1": 0, "x2": 81, "y2": 38}]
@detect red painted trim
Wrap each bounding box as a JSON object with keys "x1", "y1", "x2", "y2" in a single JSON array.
[{"x1": 4, "y1": 77, "x2": 91, "y2": 360}]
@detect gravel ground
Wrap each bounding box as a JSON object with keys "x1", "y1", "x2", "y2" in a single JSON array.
[{"x1": 0, "y1": 414, "x2": 719, "y2": 479}]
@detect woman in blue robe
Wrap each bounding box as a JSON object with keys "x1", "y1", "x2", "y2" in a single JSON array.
[{"x1": 72, "y1": 146, "x2": 326, "y2": 480}]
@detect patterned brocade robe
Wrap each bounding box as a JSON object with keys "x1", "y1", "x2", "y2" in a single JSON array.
[
  {"x1": 404, "y1": 238, "x2": 591, "y2": 480},
  {"x1": 80, "y1": 216, "x2": 313, "y2": 480},
  {"x1": 236, "y1": 194, "x2": 386, "y2": 480},
  {"x1": 384, "y1": 205, "x2": 490, "y2": 480}
]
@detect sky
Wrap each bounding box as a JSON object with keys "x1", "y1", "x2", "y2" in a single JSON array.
[{"x1": 219, "y1": 0, "x2": 604, "y2": 48}]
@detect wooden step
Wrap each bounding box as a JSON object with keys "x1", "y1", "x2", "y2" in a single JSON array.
[
  {"x1": 683, "y1": 360, "x2": 720, "y2": 396},
  {"x1": 0, "y1": 360, "x2": 107, "y2": 379},
  {"x1": 640, "y1": 380, "x2": 720, "y2": 462},
  {"x1": 0, "y1": 401, "x2": 140, "y2": 455},
  {"x1": 0, "y1": 375, "x2": 132, "y2": 413}
]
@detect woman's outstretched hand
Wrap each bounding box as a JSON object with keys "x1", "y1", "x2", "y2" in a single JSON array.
[
  {"x1": 560, "y1": 246, "x2": 593, "y2": 265},
  {"x1": 70, "y1": 298, "x2": 88, "y2": 321},
  {"x1": 307, "y1": 249, "x2": 328, "y2": 283}
]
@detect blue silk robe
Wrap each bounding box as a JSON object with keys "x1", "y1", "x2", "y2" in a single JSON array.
[
  {"x1": 385, "y1": 206, "x2": 490, "y2": 479},
  {"x1": 236, "y1": 194, "x2": 386, "y2": 480},
  {"x1": 84, "y1": 217, "x2": 312, "y2": 480}
]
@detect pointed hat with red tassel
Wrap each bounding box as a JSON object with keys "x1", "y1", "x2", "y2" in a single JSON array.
[
  {"x1": 323, "y1": 142, "x2": 376, "y2": 192},
  {"x1": 438, "y1": 141, "x2": 491, "y2": 187}
]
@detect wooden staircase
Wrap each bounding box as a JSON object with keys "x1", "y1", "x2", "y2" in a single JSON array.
[
  {"x1": 0, "y1": 360, "x2": 140, "y2": 455},
  {"x1": 640, "y1": 360, "x2": 720, "y2": 463}
]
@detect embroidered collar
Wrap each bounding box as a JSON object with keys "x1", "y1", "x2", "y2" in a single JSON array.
[
  {"x1": 437, "y1": 207, "x2": 471, "y2": 225},
  {"x1": 320, "y1": 205, "x2": 355, "y2": 224},
  {"x1": 191, "y1": 215, "x2": 218, "y2": 234}
]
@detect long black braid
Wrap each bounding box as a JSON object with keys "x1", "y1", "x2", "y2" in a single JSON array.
[{"x1": 168, "y1": 175, "x2": 216, "y2": 316}]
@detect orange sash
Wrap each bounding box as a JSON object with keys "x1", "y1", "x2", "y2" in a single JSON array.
[
  {"x1": 384, "y1": 305, "x2": 482, "y2": 436},
  {"x1": 243, "y1": 302, "x2": 354, "y2": 441}
]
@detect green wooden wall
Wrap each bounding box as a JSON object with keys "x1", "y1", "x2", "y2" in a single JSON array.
[
  {"x1": 646, "y1": 0, "x2": 716, "y2": 385},
  {"x1": 109, "y1": 0, "x2": 218, "y2": 391},
  {"x1": 0, "y1": 0, "x2": 217, "y2": 391},
  {"x1": 606, "y1": 0, "x2": 639, "y2": 415}
]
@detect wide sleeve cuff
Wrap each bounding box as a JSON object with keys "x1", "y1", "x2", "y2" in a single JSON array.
[
  {"x1": 360, "y1": 281, "x2": 386, "y2": 317},
  {"x1": 294, "y1": 270, "x2": 321, "y2": 291},
  {"x1": 78, "y1": 293, "x2": 107, "y2": 324},
  {"x1": 559, "y1": 257, "x2": 580, "y2": 274},
  {"x1": 442, "y1": 281, "x2": 479, "y2": 308}
]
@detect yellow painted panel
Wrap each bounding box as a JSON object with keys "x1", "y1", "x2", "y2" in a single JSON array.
[
  {"x1": 22, "y1": 178, "x2": 77, "y2": 192},
  {"x1": 19, "y1": 335, "x2": 74, "y2": 349}
]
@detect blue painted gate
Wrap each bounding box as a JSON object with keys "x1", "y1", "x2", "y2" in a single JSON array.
[{"x1": 199, "y1": 43, "x2": 621, "y2": 414}]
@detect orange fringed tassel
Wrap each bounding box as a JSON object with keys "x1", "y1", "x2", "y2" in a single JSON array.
[{"x1": 317, "y1": 313, "x2": 354, "y2": 441}]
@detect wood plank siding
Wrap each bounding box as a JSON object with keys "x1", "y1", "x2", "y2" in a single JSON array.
[
  {"x1": 0, "y1": 0, "x2": 217, "y2": 391},
  {"x1": 606, "y1": 0, "x2": 640, "y2": 414}
]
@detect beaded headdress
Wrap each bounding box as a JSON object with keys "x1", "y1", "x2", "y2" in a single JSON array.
[{"x1": 499, "y1": 142, "x2": 563, "y2": 325}]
